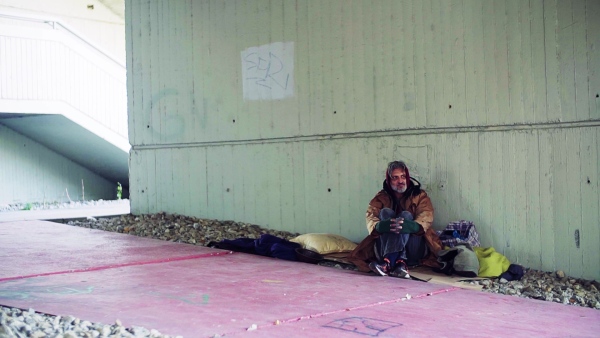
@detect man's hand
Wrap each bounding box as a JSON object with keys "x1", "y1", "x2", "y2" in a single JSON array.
[
  {"x1": 389, "y1": 218, "x2": 404, "y2": 234},
  {"x1": 374, "y1": 218, "x2": 408, "y2": 234}
]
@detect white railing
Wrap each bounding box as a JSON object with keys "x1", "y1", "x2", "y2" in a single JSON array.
[
  {"x1": 0, "y1": 11, "x2": 128, "y2": 139},
  {"x1": 0, "y1": 12, "x2": 124, "y2": 68}
]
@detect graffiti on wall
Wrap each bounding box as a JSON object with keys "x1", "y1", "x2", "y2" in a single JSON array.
[{"x1": 242, "y1": 42, "x2": 294, "y2": 101}]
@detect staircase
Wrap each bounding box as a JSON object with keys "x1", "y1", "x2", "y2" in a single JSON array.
[{"x1": 0, "y1": 11, "x2": 129, "y2": 187}]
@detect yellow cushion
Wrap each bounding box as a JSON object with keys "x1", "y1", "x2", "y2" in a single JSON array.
[{"x1": 290, "y1": 233, "x2": 357, "y2": 254}]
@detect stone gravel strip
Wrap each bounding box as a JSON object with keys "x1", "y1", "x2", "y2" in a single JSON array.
[
  {"x1": 1, "y1": 204, "x2": 598, "y2": 337},
  {"x1": 0, "y1": 307, "x2": 177, "y2": 338}
]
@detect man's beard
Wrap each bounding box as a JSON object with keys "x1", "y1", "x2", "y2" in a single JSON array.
[{"x1": 391, "y1": 185, "x2": 407, "y2": 193}]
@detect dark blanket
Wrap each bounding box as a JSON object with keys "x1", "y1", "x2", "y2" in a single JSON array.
[{"x1": 207, "y1": 234, "x2": 301, "y2": 261}]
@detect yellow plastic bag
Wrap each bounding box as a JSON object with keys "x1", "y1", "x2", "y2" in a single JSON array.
[{"x1": 474, "y1": 247, "x2": 511, "y2": 277}]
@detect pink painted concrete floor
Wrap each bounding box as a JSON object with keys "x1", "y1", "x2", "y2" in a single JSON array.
[{"x1": 1, "y1": 221, "x2": 599, "y2": 337}]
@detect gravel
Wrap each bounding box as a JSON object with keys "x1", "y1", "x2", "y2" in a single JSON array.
[
  {"x1": 0, "y1": 307, "x2": 173, "y2": 338},
  {"x1": 1, "y1": 201, "x2": 599, "y2": 337}
]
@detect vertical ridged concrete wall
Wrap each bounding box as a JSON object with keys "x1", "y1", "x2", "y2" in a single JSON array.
[
  {"x1": 0, "y1": 125, "x2": 115, "y2": 204},
  {"x1": 126, "y1": 0, "x2": 600, "y2": 279}
]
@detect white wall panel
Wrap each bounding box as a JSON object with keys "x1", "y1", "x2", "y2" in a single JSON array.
[
  {"x1": 0, "y1": 25, "x2": 128, "y2": 137},
  {"x1": 127, "y1": 0, "x2": 600, "y2": 279}
]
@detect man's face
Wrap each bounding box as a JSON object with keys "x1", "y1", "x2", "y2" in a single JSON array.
[{"x1": 389, "y1": 168, "x2": 407, "y2": 193}]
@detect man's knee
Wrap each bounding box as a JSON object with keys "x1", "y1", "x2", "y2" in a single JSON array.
[
  {"x1": 399, "y1": 210, "x2": 413, "y2": 221},
  {"x1": 379, "y1": 208, "x2": 396, "y2": 220}
]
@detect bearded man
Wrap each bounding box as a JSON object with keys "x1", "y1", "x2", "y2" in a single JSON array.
[{"x1": 349, "y1": 161, "x2": 442, "y2": 278}]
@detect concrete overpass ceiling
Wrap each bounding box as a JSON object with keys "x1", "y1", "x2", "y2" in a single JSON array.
[{"x1": 96, "y1": 0, "x2": 124, "y2": 20}]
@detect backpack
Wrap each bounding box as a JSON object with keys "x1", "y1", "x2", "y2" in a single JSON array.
[{"x1": 437, "y1": 220, "x2": 480, "y2": 248}]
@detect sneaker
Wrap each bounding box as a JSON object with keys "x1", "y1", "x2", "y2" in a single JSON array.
[
  {"x1": 368, "y1": 262, "x2": 389, "y2": 276},
  {"x1": 390, "y1": 261, "x2": 411, "y2": 279}
]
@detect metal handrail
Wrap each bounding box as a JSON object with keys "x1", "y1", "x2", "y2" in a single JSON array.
[{"x1": 0, "y1": 12, "x2": 125, "y2": 68}]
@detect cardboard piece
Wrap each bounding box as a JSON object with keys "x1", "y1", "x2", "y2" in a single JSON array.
[
  {"x1": 409, "y1": 266, "x2": 486, "y2": 291},
  {"x1": 319, "y1": 252, "x2": 486, "y2": 291}
]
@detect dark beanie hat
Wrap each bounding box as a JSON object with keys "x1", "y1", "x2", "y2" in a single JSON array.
[
  {"x1": 499, "y1": 264, "x2": 525, "y2": 281},
  {"x1": 386, "y1": 161, "x2": 412, "y2": 187}
]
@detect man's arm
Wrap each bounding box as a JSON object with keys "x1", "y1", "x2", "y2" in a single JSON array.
[
  {"x1": 366, "y1": 195, "x2": 384, "y2": 234},
  {"x1": 412, "y1": 191, "x2": 434, "y2": 232},
  {"x1": 368, "y1": 191, "x2": 424, "y2": 234},
  {"x1": 367, "y1": 204, "x2": 381, "y2": 234}
]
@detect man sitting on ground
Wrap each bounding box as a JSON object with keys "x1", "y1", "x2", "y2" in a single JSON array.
[{"x1": 350, "y1": 160, "x2": 442, "y2": 278}]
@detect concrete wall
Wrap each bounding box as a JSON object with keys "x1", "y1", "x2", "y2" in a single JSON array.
[
  {"x1": 0, "y1": 125, "x2": 116, "y2": 205},
  {"x1": 126, "y1": 0, "x2": 600, "y2": 279}
]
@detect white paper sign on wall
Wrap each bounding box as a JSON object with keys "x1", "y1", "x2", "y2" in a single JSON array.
[{"x1": 241, "y1": 42, "x2": 294, "y2": 101}]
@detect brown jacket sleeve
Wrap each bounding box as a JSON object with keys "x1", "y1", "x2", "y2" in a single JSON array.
[
  {"x1": 410, "y1": 191, "x2": 434, "y2": 232},
  {"x1": 365, "y1": 191, "x2": 390, "y2": 234}
]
